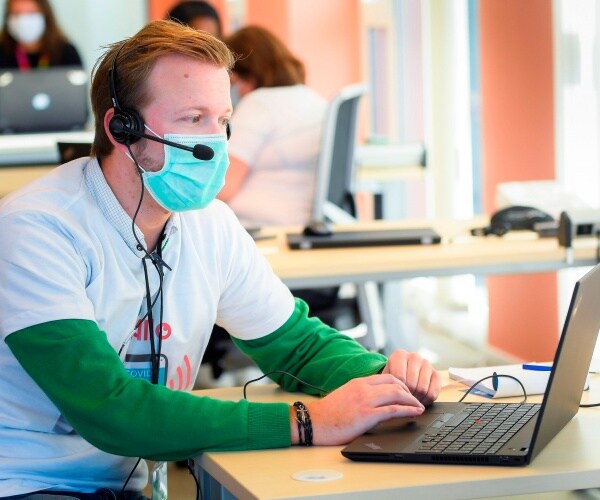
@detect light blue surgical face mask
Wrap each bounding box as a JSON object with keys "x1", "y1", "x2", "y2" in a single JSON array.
[{"x1": 138, "y1": 129, "x2": 229, "y2": 212}]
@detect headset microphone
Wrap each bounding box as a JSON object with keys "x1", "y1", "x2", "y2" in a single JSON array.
[{"x1": 108, "y1": 117, "x2": 215, "y2": 160}]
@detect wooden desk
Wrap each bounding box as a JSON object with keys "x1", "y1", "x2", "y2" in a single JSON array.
[
  {"x1": 256, "y1": 221, "x2": 598, "y2": 289},
  {"x1": 0, "y1": 165, "x2": 55, "y2": 198},
  {"x1": 0, "y1": 130, "x2": 93, "y2": 198},
  {"x1": 194, "y1": 373, "x2": 600, "y2": 499},
  {"x1": 255, "y1": 223, "x2": 598, "y2": 356}
]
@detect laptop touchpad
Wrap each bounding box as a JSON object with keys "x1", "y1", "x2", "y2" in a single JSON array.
[{"x1": 366, "y1": 402, "x2": 462, "y2": 434}]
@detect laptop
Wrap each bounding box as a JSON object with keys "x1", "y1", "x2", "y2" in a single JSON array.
[
  {"x1": 287, "y1": 227, "x2": 441, "y2": 250},
  {"x1": 342, "y1": 263, "x2": 600, "y2": 466},
  {"x1": 0, "y1": 67, "x2": 88, "y2": 133}
]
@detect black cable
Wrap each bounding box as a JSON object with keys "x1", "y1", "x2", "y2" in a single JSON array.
[
  {"x1": 117, "y1": 144, "x2": 165, "y2": 356},
  {"x1": 186, "y1": 459, "x2": 202, "y2": 500},
  {"x1": 141, "y1": 258, "x2": 158, "y2": 384},
  {"x1": 242, "y1": 370, "x2": 329, "y2": 399},
  {"x1": 125, "y1": 143, "x2": 167, "y2": 384},
  {"x1": 117, "y1": 288, "x2": 162, "y2": 356},
  {"x1": 120, "y1": 144, "x2": 169, "y2": 493},
  {"x1": 457, "y1": 373, "x2": 528, "y2": 403},
  {"x1": 127, "y1": 143, "x2": 150, "y2": 261},
  {"x1": 154, "y1": 241, "x2": 165, "y2": 384},
  {"x1": 243, "y1": 371, "x2": 533, "y2": 405},
  {"x1": 458, "y1": 372, "x2": 600, "y2": 408},
  {"x1": 119, "y1": 457, "x2": 142, "y2": 497}
]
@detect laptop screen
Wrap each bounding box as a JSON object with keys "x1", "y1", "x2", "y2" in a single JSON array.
[
  {"x1": 0, "y1": 67, "x2": 88, "y2": 134},
  {"x1": 527, "y1": 264, "x2": 600, "y2": 460}
]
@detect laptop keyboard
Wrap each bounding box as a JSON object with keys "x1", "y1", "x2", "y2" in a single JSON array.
[{"x1": 417, "y1": 403, "x2": 540, "y2": 455}]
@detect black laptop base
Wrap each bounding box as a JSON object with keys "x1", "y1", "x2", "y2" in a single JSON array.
[
  {"x1": 287, "y1": 227, "x2": 441, "y2": 250},
  {"x1": 341, "y1": 401, "x2": 537, "y2": 467}
]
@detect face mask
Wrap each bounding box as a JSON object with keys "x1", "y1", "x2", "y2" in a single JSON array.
[
  {"x1": 7, "y1": 13, "x2": 45, "y2": 45},
  {"x1": 138, "y1": 130, "x2": 230, "y2": 212}
]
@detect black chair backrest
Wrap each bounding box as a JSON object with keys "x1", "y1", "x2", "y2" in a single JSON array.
[{"x1": 311, "y1": 83, "x2": 367, "y2": 223}]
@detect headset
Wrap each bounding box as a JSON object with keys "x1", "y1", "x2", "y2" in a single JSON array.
[{"x1": 107, "y1": 43, "x2": 230, "y2": 160}]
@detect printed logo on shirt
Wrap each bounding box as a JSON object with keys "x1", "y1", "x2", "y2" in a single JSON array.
[
  {"x1": 132, "y1": 320, "x2": 172, "y2": 342},
  {"x1": 125, "y1": 353, "x2": 168, "y2": 385},
  {"x1": 168, "y1": 354, "x2": 193, "y2": 391}
]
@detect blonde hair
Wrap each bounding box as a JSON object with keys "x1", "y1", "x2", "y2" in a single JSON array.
[{"x1": 90, "y1": 19, "x2": 234, "y2": 157}]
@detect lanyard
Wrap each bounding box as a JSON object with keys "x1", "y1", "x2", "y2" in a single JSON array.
[
  {"x1": 15, "y1": 46, "x2": 49, "y2": 71},
  {"x1": 142, "y1": 231, "x2": 169, "y2": 385}
]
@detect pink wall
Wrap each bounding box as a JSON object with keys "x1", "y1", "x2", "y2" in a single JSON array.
[
  {"x1": 480, "y1": 0, "x2": 558, "y2": 361},
  {"x1": 149, "y1": 0, "x2": 362, "y2": 100},
  {"x1": 245, "y1": 0, "x2": 362, "y2": 99},
  {"x1": 480, "y1": 0, "x2": 555, "y2": 209}
]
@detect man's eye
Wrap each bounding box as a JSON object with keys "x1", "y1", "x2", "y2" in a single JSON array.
[{"x1": 191, "y1": 115, "x2": 201, "y2": 124}]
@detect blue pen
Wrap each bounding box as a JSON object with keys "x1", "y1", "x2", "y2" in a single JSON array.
[{"x1": 522, "y1": 363, "x2": 552, "y2": 372}]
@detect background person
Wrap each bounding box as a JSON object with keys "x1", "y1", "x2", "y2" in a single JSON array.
[
  {"x1": 0, "y1": 0, "x2": 81, "y2": 69},
  {"x1": 220, "y1": 25, "x2": 328, "y2": 227},
  {"x1": 0, "y1": 20, "x2": 440, "y2": 497},
  {"x1": 166, "y1": 0, "x2": 222, "y2": 38}
]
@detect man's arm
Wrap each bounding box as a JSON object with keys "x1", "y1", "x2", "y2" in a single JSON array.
[
  {"x1": 233, "y1": 298, "x2": 442, "y2": 446},
  {"x1": 233, "y1": 297, "x2": 388, "y2": 394},
  {"x1": 6, "y1": 319, "x2": 291, "y2": 460}
]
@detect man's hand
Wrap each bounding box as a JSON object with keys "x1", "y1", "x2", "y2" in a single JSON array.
[
  {"x1": 290, "y1": 374, "x2": 426, "y2": 446},
  {"x1": 381, "y1": 349, "x2": 441, "y2": 406}
]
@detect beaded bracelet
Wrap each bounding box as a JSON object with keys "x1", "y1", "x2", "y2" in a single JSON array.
[{"x1": 293, "y1": 401, "x2": 313, "y2": 446}]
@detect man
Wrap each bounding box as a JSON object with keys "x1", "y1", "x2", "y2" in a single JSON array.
[{"x1": 0, "y1": 20, "x2": 441, "y2": 498}]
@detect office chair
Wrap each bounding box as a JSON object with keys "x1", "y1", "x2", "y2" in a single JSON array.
[{"x1": 298, "y1": 83, "x2": 387, "y2": 352}]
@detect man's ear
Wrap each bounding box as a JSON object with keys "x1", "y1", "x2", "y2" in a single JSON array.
[{"x1": 103, "y1": 107, "x2": 129, "y2": 154}]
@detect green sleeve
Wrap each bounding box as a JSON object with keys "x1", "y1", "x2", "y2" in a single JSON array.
[
  {"x1": 233, "y1": 298, "x2": 388, "y2": 395},
  {"x1": 5, "y1": 320, "x2": 290, "y2": 461}
]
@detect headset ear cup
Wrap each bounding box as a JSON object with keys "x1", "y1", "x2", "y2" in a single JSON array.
[{"x1": 109, "y1": 108, "x2": 145, "y2": 145}]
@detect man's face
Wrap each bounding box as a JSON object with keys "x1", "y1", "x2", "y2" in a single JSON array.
[{"x1": 131, "y1": 54, "x2": 232, "y2": 172}]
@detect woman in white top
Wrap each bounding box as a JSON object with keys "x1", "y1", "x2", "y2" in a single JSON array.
[{"x1": 221, "y1": 26, "x2": 327, "y2": 227}]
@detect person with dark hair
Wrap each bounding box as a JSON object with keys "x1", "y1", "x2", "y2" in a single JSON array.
[
  {"x1": 166, "y1": 0, "x2": 222, "y2": 38},
  {"x1": 0, "y1": 0, "x2": 81, "y2": 69},
  {"x1": 220, "y1": 25, "x2": 327, "y2": 227},
  {"x1": 0, "y1": 20, "x2": 440, "y2": 497}
]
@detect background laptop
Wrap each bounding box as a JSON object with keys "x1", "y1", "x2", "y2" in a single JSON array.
[
  {"x1": 287, "y1": 227, "x2": 441, "y2": 250},
  {"x1": 342, "y1": 263, "x2": 600, "y2": 466},
  {"x1": 0, "y1": 67, "x2": 88, "y2": 133}
]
